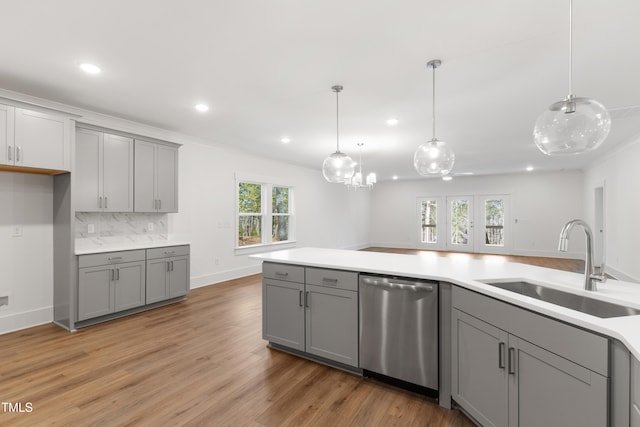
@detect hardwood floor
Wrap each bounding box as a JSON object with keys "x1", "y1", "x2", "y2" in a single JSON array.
[{"x1": 0, "y1": 249, "x2": 581, "y2": 426}]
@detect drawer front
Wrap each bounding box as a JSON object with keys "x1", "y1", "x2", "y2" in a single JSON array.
[
  {"x1": 263, "y1": 262, "x2": 305, "y2": 283},
  {"x1": 79, "y1": 249, "x2": 146, "y2": 268},
  {"x1": 306, "y1": 267, "x2": 358, "y2": 291},
  {"x1": 452, "y1": 286, "x2": 609, "y2": 376},
  {"x1": 146, "y1": 245, "x2": 190, "y2": 260}
]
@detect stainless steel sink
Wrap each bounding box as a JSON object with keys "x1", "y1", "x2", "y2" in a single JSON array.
[{"x1": 481, "y1": 280, "x2": 640, "y2": 318}]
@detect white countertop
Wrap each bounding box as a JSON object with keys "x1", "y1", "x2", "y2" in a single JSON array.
[
  {"x1": 251, "y1": 247, "x2": 640, "y2": 361},
  {"x1": 75, "y1": 239, "x2": 190, "y2": 255}
]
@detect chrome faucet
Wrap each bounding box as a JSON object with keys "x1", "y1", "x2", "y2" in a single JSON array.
[{"x1": 558, "y1": 219, "x2": 606, "y2": 291}]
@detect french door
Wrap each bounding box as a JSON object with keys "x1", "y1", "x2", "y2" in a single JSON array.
[{"x1": 418, "y1": 194, "x2": 510, "y2": 253}]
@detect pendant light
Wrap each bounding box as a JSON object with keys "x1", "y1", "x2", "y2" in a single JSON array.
[
  {"x1": 533, "y1": 0, "x2": 611, "y2": 155},
  {"x1": 414, "y1": 59, "x2": 455, "y2": 176},
  {"x1": 322, "y1": 85, "x2": 355, "y2": 183},
  {"x1": 345, "y1": 143, "x2": 377, "y2": 190}
]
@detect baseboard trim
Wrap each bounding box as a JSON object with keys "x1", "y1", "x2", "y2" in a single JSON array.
[
  {"x1": 190, "y1": 264, "x2": 262, "y2": 289},
  {"x1": 0, "y1": 306, "x2": 53, "y2": 335}
]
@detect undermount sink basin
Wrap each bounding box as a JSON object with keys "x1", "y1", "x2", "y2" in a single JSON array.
[{"x1": 481, "y1": 280, "x2": 640, "y2": 318}]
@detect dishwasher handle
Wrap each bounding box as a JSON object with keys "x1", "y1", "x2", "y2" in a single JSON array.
[{"x1": 360, "y1": 276, "x2": 435, "y2": 292}]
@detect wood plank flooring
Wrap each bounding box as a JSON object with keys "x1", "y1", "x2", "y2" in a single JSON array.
[{"x1": 0, "y1": 249, "x2": 582, "y2": 426}]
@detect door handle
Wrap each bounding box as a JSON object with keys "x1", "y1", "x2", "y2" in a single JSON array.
[
  {"x1": 110, "y1": 269, "x2": 115, "y2": 281},
  {"x1": 104, "y1": 196, "x2": 108, "y2": 209},
  {"x1": 116, "y1": 268, "x2": 120, "y2": 281},
  {"x1": 305, "y1": 291, "x2": 309, "y2": 308},
  {"x1": 99, "y1": 196, "x2": 103, "y2": 209},
  {"x1": 159, "y1": 199, "x2": 162, "y2": 210},
  {"x1": 170, "y1": 261, "x2": 174, "y2": 271},
  {"x1": 299, "y1": 290, "x2": 303, "y2": 307},
  {"x1": 166, "y1": 261, "x2": 171, "y2": 272},
  {"x1": 498, "y1": 342, "x2": 506, "y2": 369},
  {"x1": 16, "y1": 146, "x2": 21, "y2": 162},
  {"x1": 7, "y1": 145, "x2": 12, "y2": 161},
  {"x1": 508, "y1": 347, "x2": 516, "y2": 375}
]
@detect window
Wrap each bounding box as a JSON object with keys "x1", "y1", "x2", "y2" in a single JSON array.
[
  {"x1": 420, "y1": 199, "x2": 438, "y2": 244},
  {"x1": 484, "y1": 198, "x2": 504, "y2": 246},
  {"x1": 236, "y1": 176, "x2": 294, "y2": 250}
]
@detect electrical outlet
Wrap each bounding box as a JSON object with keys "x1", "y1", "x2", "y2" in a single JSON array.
[
  {"x1": 148, "y1": 222, "x2": 154, "y2": 232},
  {"x1": 0, "y1": 296, "x2": 8, "y2": 307},
  {"x1": 88, "y1": 224, "x2": 95, "y2": 234},
  {"x1": 12, "y1": 225, "x2": 22, "y2": 237}
]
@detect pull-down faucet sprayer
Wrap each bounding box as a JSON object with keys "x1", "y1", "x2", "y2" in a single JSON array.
[{"x1": 558, "y1": 219, "x2": 606, "y2": 291}]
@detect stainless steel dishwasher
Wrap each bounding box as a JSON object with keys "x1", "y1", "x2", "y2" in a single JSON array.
[{"x1": 359, "y1": 274, "x2": 438, "y2": 391}]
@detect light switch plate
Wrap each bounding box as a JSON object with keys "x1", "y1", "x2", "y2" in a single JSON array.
[
  {"x1": 88, "y1": 224, "x2": 95, "y2": 234},
  {"x1": 148, "y1": 222, "x2": 154, "y2": 232},
  {"x1": 12, "y1": 225, "x2": 22, "y2": 237}
]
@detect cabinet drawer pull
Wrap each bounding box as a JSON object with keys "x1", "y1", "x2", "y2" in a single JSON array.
[
  {"x1": 108, "y1": 256, "x2": 122, "y2": 262},
  {"x1": 275, "y1": 271, "x2": 289, "y2": 277},
  {"x1": 164, "y1": 251, "x2": 175, "y2": 255},
  {"x1": 299, "y1": 290, "x2": 303, "y2": 307},
  {"x1": 7, "y1": 145, "x2": 12, "y2": 161},
  {"x1": 322, "y1": 277, "x2": 338, "y2": 284},
  {"x1": 508, "y1": 347, "x2": 516, "y2": 375},
  {"x1": 498, "y1": 342, "x2": 506, "y2": 369}
]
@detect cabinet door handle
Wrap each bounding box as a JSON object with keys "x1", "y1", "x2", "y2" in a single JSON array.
[
  {"x1": 104, "y1": 196, "x2": 108, "y2": 209},
  {"x1": 16, "y1": 146, "x2": 21, "y2": 162},
  {"x1": 305, "y1": 291, "x2": 310, "y2": 308},
  {"x1": 166, "y1": 261, "x2": 171, "y2": 272},
  {"x1": 170, "y1": 261, "x2": 174, "y2": 271},
  {"x1": 498, "y1": 342, "x2": 506, "y2": 369},
  {"x1": 99, "y1": 196, "x2": 103, "y2": 209},
  {"x1": 7, "y1": 145, "x2": 12, "y2": 161},
  {"x1": 159, "y1": 199, "x2": 162, "y2": 210},
  {"x1": 116, "y1": 268, "x2": 120, "y2": 281},
  {"x1": 508, "y1": 347, "x2": 516, "y2": 375},
  {"x1": 110, "y1": 269, "x2": 115, "y2": 281},
  {"x1": 299, "y1": 290, "x2": 303, "y2": 307}
]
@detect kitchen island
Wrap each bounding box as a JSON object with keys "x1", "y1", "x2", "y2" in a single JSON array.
[{"x1": 252, "y1": 247, "x2": 640, "y2": 426}]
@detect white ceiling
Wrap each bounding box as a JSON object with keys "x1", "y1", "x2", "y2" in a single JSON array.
[{"x1": 1, "y1": 0, "x2": 639, "y2": 181}]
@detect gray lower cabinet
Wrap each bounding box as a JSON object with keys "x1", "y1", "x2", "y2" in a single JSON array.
[
  {"x1": 633, "y1": 356, "x2": 640, "y2": 426},
  {"x1": 263, "y1": 278, "x2": 305, "y2": 351},
  {"x1": 262, "y1": 263, "x2": 358, "y2": 367},
  {"x1": 78, "y1": 250, "x2": 146, "y2": 321},
  {"x1": 452, "y1": 286, "x2": 609, "y2": 427},
  {"x1": 145, "y1": 245, "x2": 190, "y2": 304}
]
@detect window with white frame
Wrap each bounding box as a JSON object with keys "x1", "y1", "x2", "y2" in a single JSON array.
[{"x1": 236, "y1": 177, "x2": 294, "y2": 249}]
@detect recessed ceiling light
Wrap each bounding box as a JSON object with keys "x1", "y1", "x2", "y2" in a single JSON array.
[
  {"x1": 392, "y1": 175, "x2": 398, "y2": 180},
  {"x1": 526, "y1": 166, "x2": 534, "y2": 172},
  {"x1": 79, "y1": 63, "x2": 101, "y2": 74},
  {"x1": 386, "y1": 118, "x2": 399, "y2": 126},
  {"x1": 281, "y1": 137, "x2": 291, "y2": 144},
  {"x1": 194, "y1": 103, "x2": 209, "y2": 112},
  {"x1": 442, "y1": 176, "x2": 453, "y2": 181}
]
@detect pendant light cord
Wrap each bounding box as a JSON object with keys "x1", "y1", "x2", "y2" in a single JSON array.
[
  {"x1": 432, "y1": 63, "x2": 437, "y2": 141},
  {"x1": 568, "y1": 0, "x2": 573, "y2": 97},
  {"x1": 336, "y1": 89, "x2": 340, "y2": 152}
]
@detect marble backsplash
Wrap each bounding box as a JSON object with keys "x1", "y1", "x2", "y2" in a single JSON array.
[{"x1": 75, "y1": 212, "x2": 169, "y2": 247}]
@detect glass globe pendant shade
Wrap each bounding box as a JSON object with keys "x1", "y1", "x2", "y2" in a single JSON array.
[
  {"x1": 413, "y1": 139, "x2": 455, "y2": 176},
  {"x1": 533, "y1": 96, "x2": 611, "y2": 155},
  {"x1": 322, "y1": 151, "x2": 355, "y2": 183}
]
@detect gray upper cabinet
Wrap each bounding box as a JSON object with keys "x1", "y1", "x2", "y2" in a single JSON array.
[
  {"x1": 0, "y1": 104, "x2": 15, "y2": 166},
  {"x1": 452, "y1": 286, "x2": 609, "y2": 427},
  {"x1": 134, "y1": 139, "x2": 179, "y2": 213},
  {"x1": 75, "y1": 128, "x2": 134, "y2": 212},
  {"x1": 0, "y1": 104, "x2": 70, "y2": 171}
]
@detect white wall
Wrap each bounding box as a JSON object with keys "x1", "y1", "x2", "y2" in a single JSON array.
[
  {"x1": 169, "y1": 141, "x2": 371, "y2": 288},
  {"x1": 369, "y1": 171, "x2": 585, "y2": 258},
  {"x1": 585, "y1": 137, "x2": 640, "y2": 282},
  {"x1": 0, "y1": 172, "x2": 54, "y2": 334}
]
